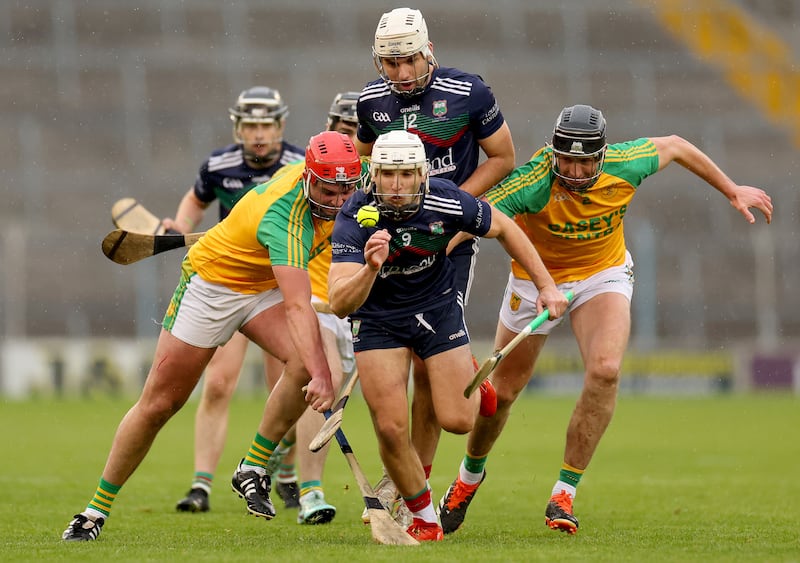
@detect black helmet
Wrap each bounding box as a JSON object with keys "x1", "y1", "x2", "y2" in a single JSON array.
[
  {"x1": 327, "y1": 91, "x2": 360, "y2": 128},
  {"x1": 229, "y1": 86, "x2": 289, "y2": 127},
  {"x1": 551, "y1": 104, "x2": 607, "y2": 191}
]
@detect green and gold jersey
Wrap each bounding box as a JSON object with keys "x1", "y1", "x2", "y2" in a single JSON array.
[
  {"x1": 486, "y1": 138, "x2": 659, "y2": 284},
  {"x1": 188, "y1": 162, "x2": 324, "y2": 294}
]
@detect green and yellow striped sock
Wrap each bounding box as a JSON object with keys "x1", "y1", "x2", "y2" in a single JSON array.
[
  {"x1": 299, "y1": 480, "x2": 323, "y2": 498},
  {"x1": 243, "y1": 432, "x2": 278, "y2": 470},
  {"x1": 559, "y1": 462, "x2": 584, "y2": 488},
  {"x1": 86, "y1": 477, "x2": 121, "y2": 518}
]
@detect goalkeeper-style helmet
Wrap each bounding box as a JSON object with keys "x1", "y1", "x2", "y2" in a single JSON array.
[
  {"x1": 326, "y1": 91, "x2": 360, "y2": 129},
  {"x1": 303, "y1": 131, "x2": 365, "y2": 220},
  {"x1": 368, "y1": 130, "x2": 429, "y2": 221},
  {"x1": 550, "y1": 104, "x2": 607, "y2": 192},
  {"x1": 372, "y1": 8, "x2": 438, "y2": 98}
]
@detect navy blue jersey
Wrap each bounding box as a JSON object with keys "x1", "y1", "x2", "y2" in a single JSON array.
[
  {"x1": 193, "y1": 141, "x2": 304, "y2": 221},
  {"x1": 331, "y1": 177, "x2": 492, "y2": 320},
  {"x1": 356, "y1": 67, "x2": 505, "y2": 187}
]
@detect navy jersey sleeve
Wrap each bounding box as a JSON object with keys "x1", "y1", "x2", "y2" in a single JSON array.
[
  {"x1": 469, "y1": 75, "x2": 505, "y2": 141},
  {"x1": 193, "y1": 158, "x2": 218, "y2": 204}
]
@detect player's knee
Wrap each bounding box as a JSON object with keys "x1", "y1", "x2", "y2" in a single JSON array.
[
  {"x1": 586, "y1": 358, "x2": 621, "y2": 388},
  {"x1": 439, "y1": 410, "x2": 474, "y2": 435}
]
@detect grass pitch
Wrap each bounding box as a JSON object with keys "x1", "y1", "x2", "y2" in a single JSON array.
[{"x1": 1, "y1": 393, "x2": 798, "y2": 562}]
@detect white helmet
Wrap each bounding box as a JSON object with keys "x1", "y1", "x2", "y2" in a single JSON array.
[
  {"x1": 372, "y1": 8, "x2": 438, "y2": 97},
  {"x1": 369, "y1": 130, "x2": 429, "y2": 220}
]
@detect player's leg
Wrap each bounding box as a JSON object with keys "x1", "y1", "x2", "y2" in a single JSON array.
[
  {"x1": 64, "y1": 329, "x2": 215, "y2": 540},
  {"x1": 439, "y1": 272, "x2": 553, "y2": 534},
  {"x1": 359, "y1": 346, "x2": 442, "y2": 540},
  {"x1": 230, "y1": 300, "x2": 316, "y2": 519},
  {"x1": 176, "y1": 331, "x2": 249, "y2": 512},
  {"x1": 261, "y1": 350, "x2": 300, "y2": 509},
  {"x1": 546, "y1": 291, "x2": 630, "y2": 534},
  {"x1": 293, "y1": 322, "x2": 343, "y2": 525}
]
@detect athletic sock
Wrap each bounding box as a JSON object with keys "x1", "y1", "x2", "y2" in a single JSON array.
[
  {"x1": 243, "y1": 432, "x2": 278, "y2": 471},
  {"x1": 86, "y1": 477, "x2": 121, "y2": 519},
  {"x1": 299, "y1": 480, "x2": 323, "y2": 498},
  {"x1": 191, "y1": 471, "x2": 213, "y2": 494},
  {"x1": 558, "y1": 462, "x2": 584, "y2": 489},
  {"x1": 403, "y1": 485, "x2": 437, "y2": 524},
  {"x1": 277, "y1": 463, "x2": 297, "y2": 484},
  {"x1": 459, "y1": 454, "x2": 487, "y2": 485}
]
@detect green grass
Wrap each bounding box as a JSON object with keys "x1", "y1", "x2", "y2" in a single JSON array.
[{"x1": 1, "y1": 393, "x2": 798, "y2": 562}]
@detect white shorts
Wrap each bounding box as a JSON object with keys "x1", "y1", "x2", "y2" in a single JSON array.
[
  {"x1": 499, "y1": 251, "x2": 635, "y2": 335},
  {"x1": 313, "y1": 298, "x2": 356, "y2": 377},
  {"x1": 165, "y1": 273, "x2": 283, "y2": 349}
]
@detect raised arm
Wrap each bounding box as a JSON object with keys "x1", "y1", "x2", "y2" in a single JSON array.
[{"x1": 650, "y1": 135, "x2": 773, "y2": 224}]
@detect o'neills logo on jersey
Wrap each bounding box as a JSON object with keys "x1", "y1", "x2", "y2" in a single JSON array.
[
  {"x1": 335, "y1": 166, "x2": 347, "y2": 181},
  {"x1": 432, "y1": 100, "x2": 447, "y2": 117}
]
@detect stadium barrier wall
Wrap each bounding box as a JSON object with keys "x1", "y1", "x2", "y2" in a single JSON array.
[{"x1": 2, "y1": 339, "x2": 797, "y2": 399}]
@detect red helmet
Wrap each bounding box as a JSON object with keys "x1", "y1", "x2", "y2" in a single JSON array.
[{"x1": 303, "y1": 131, "x2": 365, "y2": 220}]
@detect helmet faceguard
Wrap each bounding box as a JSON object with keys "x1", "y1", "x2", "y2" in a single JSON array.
[
  {"x1": 229, "y1": 86, "x2": 289, "y2": 165},
  {"x1": 372, "y1": 8, "x2": 438, "y2": 98},
  {"x1": 550, "y1": 104, "x2": 607, "y2": 192},
  {"x1": 326, "y1": 91, "x2": 360, "y2": 131},
  {"x1": 303, "y1": 131, "x2": 366, "y2": 220},
  {"x1": 368, "y1": 131, "x2": 429, "y2": 221}
]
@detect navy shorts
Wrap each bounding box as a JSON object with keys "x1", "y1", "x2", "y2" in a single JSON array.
[{"x1": 350, "y1": 297, "x2": 470, "y2": 360}]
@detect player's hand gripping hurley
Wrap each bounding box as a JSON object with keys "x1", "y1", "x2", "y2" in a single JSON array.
[
  {"x1": 464, "y1": 290, "x2": 574, "y2": 398},
  {"x1": 309, "y1": 369, "x2": 359, "y2": 452}
]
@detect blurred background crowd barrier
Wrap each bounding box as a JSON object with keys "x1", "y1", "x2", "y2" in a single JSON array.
[{"x1": 1, "y1": 0, "x2": 798, "y2": 397}]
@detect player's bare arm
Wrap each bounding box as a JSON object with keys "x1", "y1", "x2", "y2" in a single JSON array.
[
  {"x1": 650, "y1": 135, "x2": 773, "y2": 224},
  {"x1": 355, "y1": 138, "x2": 375, "y2": 158},
  {"x1": 163, "y1": 188, "x2": 210, "y2": 234},
  {"x1": 328, "y1": 230, "x2": 390, "y2": 318},
  {"x1": 459, "y1": 123, "x2": 515, "y2": 197},
  {"x1": 486, "y1": 207, "x2": 568, "y2": 319},
  {"x1": 271, "y1": 264, "x2": 334, "y2": 412}
]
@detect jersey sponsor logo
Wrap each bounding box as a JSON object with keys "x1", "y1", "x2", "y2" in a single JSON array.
[
  {"x1": 379, "y1": 254, "x2": 436, "y2": 278},
  {"x1": 372, "y1": 111, "x2": 392, "y2": 123},
  {"x1": 481, "y1": 101, "x2": 500, "y2": 125},
  {"x1": 432, "y1": 100, "x2": 447, "y2": 117},
  {"x1": 547, "y1": 206, "x2": 626, "y2": 239},
  {"x1": 428, "y1": 147, "x2": 457, "y2": 176},
  {"x1": 223, "y1": 178, "x2": 245, "y2": 189},
  {"x1": 448, "y1": 328, "x2": 466, "y2": 341}
]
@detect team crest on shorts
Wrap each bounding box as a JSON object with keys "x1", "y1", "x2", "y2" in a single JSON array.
[
  {"x1": 432, "y1": 100, "x2": 447, "y2": 117},
  {"x1": 429, "y1": 221, "x2": 444, "y2": 235},
  {"x1": 350, "y1": 319, "x2": 361, "y2": 338},
  {"x1": 509, "y1": 292, "x2": 521, "y2": 312}
]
